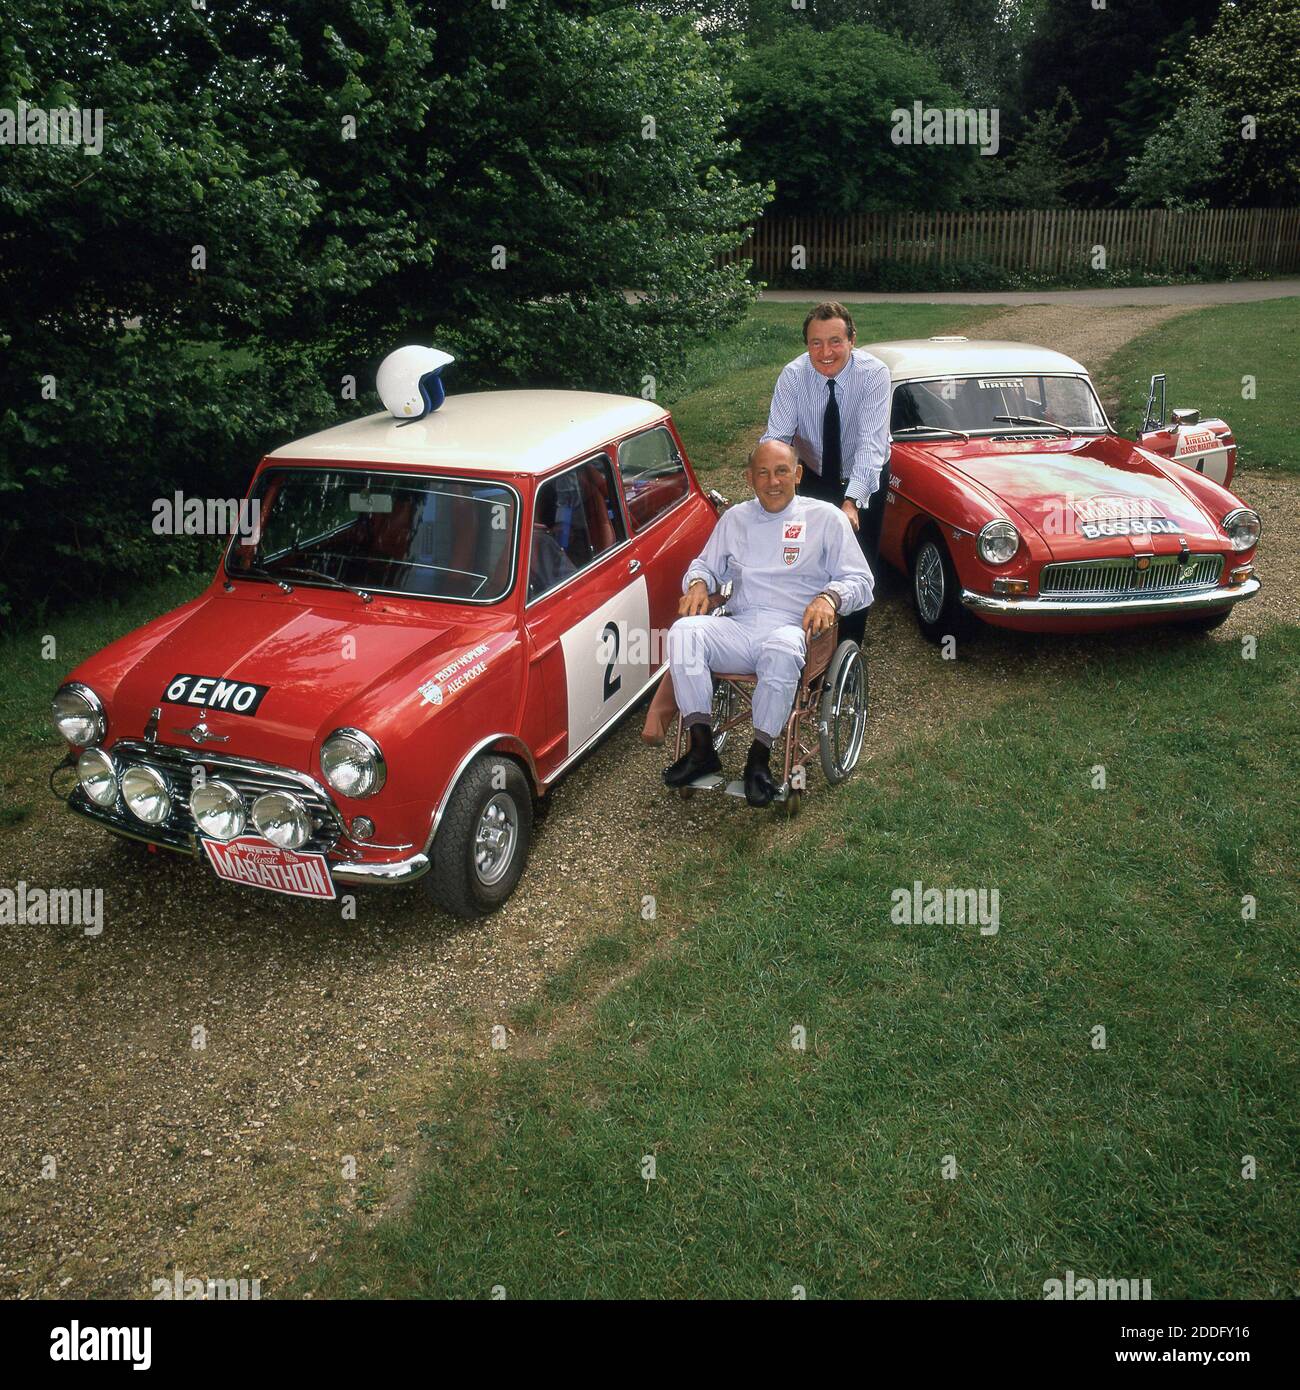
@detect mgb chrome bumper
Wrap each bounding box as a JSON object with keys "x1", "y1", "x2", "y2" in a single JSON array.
[{"x1": 962, "y1": 576, "x2": 1260, "y2": 617}]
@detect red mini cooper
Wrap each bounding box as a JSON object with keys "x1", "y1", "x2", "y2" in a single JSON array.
[
  {"x1": 872, "y1": 338, "x2": 1262, "y2": 640},
  {"x1": 51, "y1": 391, "x2": 718, "y2": 915}
]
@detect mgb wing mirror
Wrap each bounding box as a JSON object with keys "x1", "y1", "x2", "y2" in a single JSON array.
[{"x1": 1142, "y1": 373, "x2": 1166, "y2": 433}]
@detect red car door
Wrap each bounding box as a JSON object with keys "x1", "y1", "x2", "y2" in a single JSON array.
[{"x1": 522, "y1": 450, "x2": 651, "y2": 783}]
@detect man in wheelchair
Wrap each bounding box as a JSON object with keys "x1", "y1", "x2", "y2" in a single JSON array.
[{"x1": 663, "y1": 440, "x2": 873, "y2": 807}]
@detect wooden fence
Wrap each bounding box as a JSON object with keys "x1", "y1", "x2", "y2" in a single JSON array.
[{"x1": 719, "y1": 208, "x2": 1300, "y2": 279}]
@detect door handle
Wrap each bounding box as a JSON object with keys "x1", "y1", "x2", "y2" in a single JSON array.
[{"x1": 628, "y1": 558, "x2": 642, "y2": 575}]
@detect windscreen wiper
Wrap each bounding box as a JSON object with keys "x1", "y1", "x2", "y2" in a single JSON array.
[
  {"x1": 227, "y1": 563, "x2": 293, "y2": 593},
  {"x1": 274, "y1": 564, "x2": 373, "y2": 604},
  {"x1": 892, "y1": 424, "x2": 971, "y2": 441},
  {"x1": 993, "y1": 415, "x2": 1073, "y2": 435}
]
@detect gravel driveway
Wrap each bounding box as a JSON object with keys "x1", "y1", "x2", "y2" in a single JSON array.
[{"x1": 2, "y1": 301, "x2": 1293, "y2": 1299}]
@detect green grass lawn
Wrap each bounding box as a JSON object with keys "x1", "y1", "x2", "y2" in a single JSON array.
[
  {"x1": 1099, "y1": 298, "x2": 1300, "y2": 473},
  {"x1": 311, "y1": 628, "x2": 1299, "y2": 1299}
]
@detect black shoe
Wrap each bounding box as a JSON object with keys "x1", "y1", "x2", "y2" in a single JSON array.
[
  {"x1": 743, "y1": 739, "x2": 777, "y2": 808},
  {"x1": 663, "y1": 722, "x2": 722, "y2": 788}
]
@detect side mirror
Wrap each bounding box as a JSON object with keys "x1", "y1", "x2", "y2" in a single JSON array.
[
  {"x1": 1171, "y1": 408, "x2": 1201, "y2": 426},
  {"x1": 1142, "y1": 373, "x2": 1166, "y2": 433}
]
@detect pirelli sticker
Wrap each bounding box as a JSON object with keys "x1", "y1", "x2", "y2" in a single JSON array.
[{"x1": 162, "y1": 673, "x2": 269, "y2": 716}]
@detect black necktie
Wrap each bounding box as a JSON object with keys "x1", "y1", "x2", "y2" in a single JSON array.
[{"x1": 822, "y1": 379, "x2": 842, "y2": 489}]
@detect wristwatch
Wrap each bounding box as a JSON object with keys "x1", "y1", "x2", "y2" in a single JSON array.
[{"x1": 819, "y1": 589, "x2": 841, "y2": 613}]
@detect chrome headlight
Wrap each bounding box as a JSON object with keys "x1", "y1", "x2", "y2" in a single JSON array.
[
  {"x1": 121, "y1": 765, "x2": 171, "y2": 824},
  {"x1": 76, "y1": 748, "x2": 118, "y2": 808},
  {"x1": 190, "y1": 780, "x2": 246, "y2": 842},
  {"x1": 1222, "y1": 508, "x2": 1260, "y2": 552},
  {"x1": 321, "y1": 728, "x2": 386, "y2": 798},
  {"x1": 51, "y1": 683, "x2": 107, "y2": 747},
  {"x1": 977, "y1": 519, "x2": 1020, "y2": 565},
  {"x1": 251, "y1": 791, "x2": 311, "y2": 849}
]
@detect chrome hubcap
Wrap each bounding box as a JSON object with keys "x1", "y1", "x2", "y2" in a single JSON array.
[
  {"x1": 915, "y1": 542, "x2": 945, "y2": 623},
  {"x1": 474, "y1": 793, "x2": 518, "y2": 886}
]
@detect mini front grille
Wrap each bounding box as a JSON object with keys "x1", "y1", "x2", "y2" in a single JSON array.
[
  {"x1": 1040, "y1": 554, "x2": 1223, "y2": 600},
  {"x1": 97, "y1": 741, "x2": 344, "y2": 852}
]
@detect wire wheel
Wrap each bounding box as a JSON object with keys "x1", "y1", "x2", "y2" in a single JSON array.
[
  {"x1": 818, "y1": 641, "x2": 868, "y2": 785},
  {"x1": 914, "y1": 539, "x2": 946, "y2": 624}
]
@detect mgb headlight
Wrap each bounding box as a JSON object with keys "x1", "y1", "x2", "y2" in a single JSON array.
[
  {"x1": 52, "y1": 683, "x2": 107, "y2": 747},
  {"x1": 977, "y1": 519, "x2": 1020, "y2": 565},
  {"x1": 321, "y1": 728, "x2": 386, "y2": 798},
  {"x1": 1222, "y1": 508, "x2": 1260, "y2": 552}
]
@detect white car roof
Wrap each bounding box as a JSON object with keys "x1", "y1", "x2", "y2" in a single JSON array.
[
  {"x1": 863, "y1": 338, "x2": 1089, "y2": 383},
  {"x1": 268, "y1": 390, "x2": 670, "y2": 474}
]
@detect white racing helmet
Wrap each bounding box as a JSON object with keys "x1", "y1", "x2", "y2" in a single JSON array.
[{"x1": 376, "y1": 345, "x2": 456, "y2": 421}]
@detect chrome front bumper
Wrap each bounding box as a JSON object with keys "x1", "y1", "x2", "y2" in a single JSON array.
[
  {"x1": 65, "y1": 765, "x2": 432, "y2": 888},
  {"x1": 962, "y1": 576, "x2": 1260, "y2": 617}
]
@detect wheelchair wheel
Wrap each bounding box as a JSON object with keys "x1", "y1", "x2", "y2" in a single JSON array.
[
  {"x1": 711, "y1": 680, "x2": 736, "y2": 752},
  {"x1": 818, "y1": 641, "x2": 867, "y2": 784},
  {"x1": 775, "y1": 789, "x2": 802, "y2": 819}
]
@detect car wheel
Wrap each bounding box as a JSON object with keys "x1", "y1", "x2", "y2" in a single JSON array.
[
  {"x1": 911, "y1": 529, "x2": 970, "y2": 645},
  {"x1": 424, "y1": 754, "x2": 533, "y2": 918}
]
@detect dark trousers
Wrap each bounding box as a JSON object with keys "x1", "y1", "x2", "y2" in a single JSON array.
[{"x1": 798, "y1": 461, "x2": 891, "y2": 642}]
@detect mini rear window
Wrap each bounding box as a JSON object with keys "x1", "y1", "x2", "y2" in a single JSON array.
[{"x1": 618, "y1": 426, "x2": 689, "y2": 530}]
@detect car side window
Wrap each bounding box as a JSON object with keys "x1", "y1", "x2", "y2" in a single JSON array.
[
  {"x1": 529, "y1": 454, "x2": 627, "y2": 600},
  {"x1": 617, "y1": 426, "x2": 689, "y2": 531}
]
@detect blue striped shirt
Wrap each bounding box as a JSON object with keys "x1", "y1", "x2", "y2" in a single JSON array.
[{"x1": 760, "y1": 348, "x2": 892, "y2": 505}]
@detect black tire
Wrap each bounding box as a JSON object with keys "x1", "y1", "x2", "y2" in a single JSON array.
[
  {"x1": 423, "y1": 754, "x2": 533, "y2": 918},
  {"x1": 911, "y1": 528, "x2": 971, "y2": 645},
  {"x1": 818, "y1": 640, "x2": 868, "y2": 784}
]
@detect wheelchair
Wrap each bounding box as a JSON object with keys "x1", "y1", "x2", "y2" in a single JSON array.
[{"x1": 668, "y1": 621, "x2": 868, "y2": 817}]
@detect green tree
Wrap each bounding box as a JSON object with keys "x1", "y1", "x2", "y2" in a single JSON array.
[
  {"x1": 0, "y1": 1, "x2": 764, "y2": 615},
  {"x1": 728, "y1": 22, "x2": 970, "y2": 215},
  {"x1": 1019, "y1": 0, "x2": 1221, "y2": 205},
  {"x1": 1183, "y1": 0, "x2": 1300, "y2": 205},
  {"x1": 1118, "y1": 96, "x2": 1233, "y2": 210}
]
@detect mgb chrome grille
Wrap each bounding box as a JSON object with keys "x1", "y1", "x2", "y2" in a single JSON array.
[
  {"x1": 83, "y1": 740, "x2": 344, "y2": 853},
  {"x1": 1040, "y1": 554, "x2": 1223, "y2": 600}
]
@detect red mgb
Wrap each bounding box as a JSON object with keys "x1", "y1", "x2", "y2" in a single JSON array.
[
  {"x1": 872, "y1": 338, "x2": 1262, "y2": 639},
  {"x1": 51, "y1": 374, "x2": 718, "y2": 916}
]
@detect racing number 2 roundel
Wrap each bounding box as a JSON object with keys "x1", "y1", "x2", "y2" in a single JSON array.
[{"x1": 557, "y1": 575, "x2": 651, "y2": 754}]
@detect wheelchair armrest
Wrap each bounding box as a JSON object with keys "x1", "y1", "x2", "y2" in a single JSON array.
[{"x1": 800, "y1": 623, "x2": 838, "y2": 688}]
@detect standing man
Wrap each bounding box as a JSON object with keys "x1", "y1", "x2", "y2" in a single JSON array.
[{"x1": 760, "y1": 301, "x2": 891, "y2": 642}]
